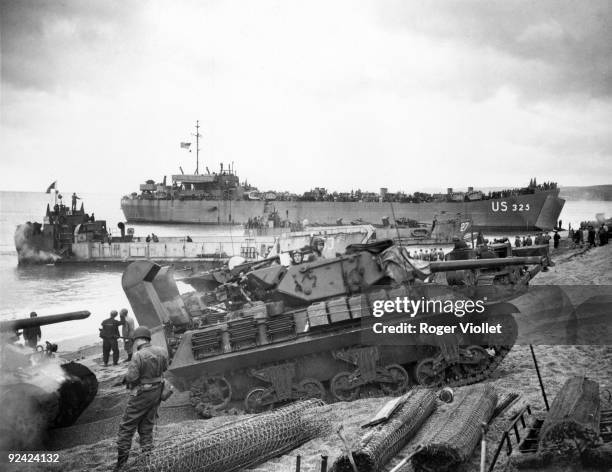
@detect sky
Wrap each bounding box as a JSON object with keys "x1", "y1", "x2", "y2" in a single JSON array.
[{"x1": 1, "y1": 0, "x2": 611, "y2": 195}]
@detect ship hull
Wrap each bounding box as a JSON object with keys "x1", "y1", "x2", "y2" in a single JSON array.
[{"x1": 121, "y1": 190, "x2": 564, "y2": 231}]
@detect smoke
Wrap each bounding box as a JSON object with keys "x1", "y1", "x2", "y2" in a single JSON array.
[
  {"x1": 14, "y1": 223, "x2": 61, "y2": 264},
  {"x1": 0, "y1": 344, "x2": 68, "y2": 450}
]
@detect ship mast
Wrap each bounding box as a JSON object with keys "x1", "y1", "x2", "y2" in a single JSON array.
[{"x1": 193, "y1": 120, "x2": 202, "y2": 175}]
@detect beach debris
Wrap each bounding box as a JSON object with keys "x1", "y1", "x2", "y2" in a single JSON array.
[
  {"x1": 360, "y1": 395, "x2": 408, "y2": 429},
  {"x1": 491, "y1": 391, "x2": 521, "y2": 420}
]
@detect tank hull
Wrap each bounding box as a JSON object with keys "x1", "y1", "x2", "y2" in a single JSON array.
[
  {"x1": 122, "y1": 254, "x2": 532, "y2": 412},
  {"x1": 121, "y1": 189, "x2": 564, "y2": 231}
]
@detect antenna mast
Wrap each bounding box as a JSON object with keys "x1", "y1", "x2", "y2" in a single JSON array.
[{"x1": 194, "y1": 120, "x2": 202, "y2": 174}]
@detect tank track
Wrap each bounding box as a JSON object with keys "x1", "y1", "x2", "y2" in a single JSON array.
[
  {"x1": 188, "y1": 344, "x2": 513, "y2": 415},
  {"x1": 419, "y1": 345, "x2": 512, "y2": 389},
  {"x1": 188, "y1": 282, "x2": 520, "y2": 413}
]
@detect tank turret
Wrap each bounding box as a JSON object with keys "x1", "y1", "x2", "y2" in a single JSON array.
[
  {"x1": 122, "y1": 240, "x2": 542, "y2": 414},
  {"x1": 0, "y1": 311, "x2": 98, "y2": 450}
]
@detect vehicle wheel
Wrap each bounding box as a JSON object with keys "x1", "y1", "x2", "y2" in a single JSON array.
[
  {"x1": 461, "y1": 345, "x2": 490, "y2": 376},
  {"x1": 330, "y1": 371, "x2": 360, "y2": 402},
  {"x1": 379, "y1": 364, "x2": 410, "y2": 395},
  {"x1": 244, "y1": 387, "x2": 275, "y2": 413},
  {"x1": 414, "y1": 358, "x2": 444, "y2": 387},
  {"x1": 297, "y1": 378, "x2": 326, "y2": 401}
]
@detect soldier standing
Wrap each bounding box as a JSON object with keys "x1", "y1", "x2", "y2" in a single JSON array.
[
  {"x1": 100, "y1": 310, "x2": 122, "y2": 366},
  {"x1": 119, "y1": 308, "x2": 136, "y2": 362},
  {"x1": 476, "y1": 231, "x2": 485, "y2": 246},
  {"x1": 115, "y1": 326, "x2": 168, "y2": 470},
  {"x1": 23, "y1": 312, "x2": 41, "y2": 349},
  {"x1": 71, "y1": 192, "x2": 80, "y2": 212},
  {"x1": 553, "y1": 231, "x2": 561, "y2": 249}
]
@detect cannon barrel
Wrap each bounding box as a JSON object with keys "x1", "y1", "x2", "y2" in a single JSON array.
[
  {"x1": 429, "y1": 256, "x2": 542, "y2": 273},
  {"x1": 0, "y1": 310, "x2": 90, "y2": 332}
]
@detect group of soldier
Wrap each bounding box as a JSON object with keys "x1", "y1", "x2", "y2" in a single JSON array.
[
  {"x1": 99, "y1": 309, "x2": 136, "y2": 365},
  {"x1": 100, "y1": 309, "x2": 170, "y2": 470},
  {"x1": 569, "y1": 224, "x2": 609, "y2": 248},
  {"x1": 410, "y1": 248, "x2": 446, "y2": 261},
  {"x1": 513, "y1": 233, "x2": 552, "y2": 248}
]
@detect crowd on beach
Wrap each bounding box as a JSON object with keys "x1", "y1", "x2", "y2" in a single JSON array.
[
  {"x1": 513, "y1": 233, "x2": 552, "y2": 248},
  {"x1": 409, "y1": 248, "x2": 446, "y2": 261},
  {"x1": 568, "y1": 222, "x2": 609, "y2": 248}
]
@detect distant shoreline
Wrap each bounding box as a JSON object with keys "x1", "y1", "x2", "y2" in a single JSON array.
[{"x1": 559, "y1": 185, "x2": 612, "y2": 201}]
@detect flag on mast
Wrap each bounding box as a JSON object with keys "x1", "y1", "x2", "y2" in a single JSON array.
[
  {"x1": 46, "y1": 181, "x2": 57, "y2": 193},
  {"x1": 180, "y1": 142, "x2": 191, "y2": 149}
]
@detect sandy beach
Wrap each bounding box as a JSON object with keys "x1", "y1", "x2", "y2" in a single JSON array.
[{"x1": 5, "y1": 240, "x2": 612, "y2": 472}]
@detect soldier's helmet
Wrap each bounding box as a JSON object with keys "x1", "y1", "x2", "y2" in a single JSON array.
[
  {"x1": 311, "y1": 237, "x2": 324, "y2": 251},
  {"x1": 132, "y1": 326, "x2": 152, "y2": 340}
]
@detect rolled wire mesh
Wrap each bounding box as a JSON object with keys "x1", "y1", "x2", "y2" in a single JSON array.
[
  {"x1": 125, "y1": 399, "x2": 331, "y2": 472},
  {"x1": 331, "y1": 388, "x2": 437, "y2": 472},
  {"x1": 410, "y1": 383, "x2": 497, "y2": 471}
]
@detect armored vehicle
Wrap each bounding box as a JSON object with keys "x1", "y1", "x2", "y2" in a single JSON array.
[
  {"x1": 122, "y1": 240, "x2": 542, "y2": 413},
  {"x1": 0, "y1": 311, "x2": 98, "y2": 449}
]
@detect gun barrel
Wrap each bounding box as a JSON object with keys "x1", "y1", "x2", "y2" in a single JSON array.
[
  {"x1": 429, "y1": 256, "x2": 542, "y2": 273},
  {"x1": 0, "y1": 310, "x2": 91, "y2": 332}
]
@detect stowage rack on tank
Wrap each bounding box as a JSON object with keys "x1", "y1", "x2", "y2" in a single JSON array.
[{"x1": 122, "y1": 240, "x2": 542, "y2": 413}]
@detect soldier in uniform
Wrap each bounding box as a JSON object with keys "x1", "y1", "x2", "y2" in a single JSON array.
[
  {"x1": 23, "y1": 312, "x2": 41, "y2": 349},
  {"x1": 119, "y1": 308, "x2": 136, "y2": 362},
  {"x1": 100, "y1": 310, "x2": 122, "y2": 366},
  {"x1": 311, "y1": 237, "x2": 325, "y2": 259},
  {"x1": 452, "y1": 236, "x2": 468, "y2": 250},
  {"x1": 115, "y1": 326, "x2": 168, "y2": 470},
  {"x1": 291, "y1": 251, "x2": 303, "y2": 265},
  {"x1": 71, "y1": 192, "x2": 80, "y2": 212}
]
